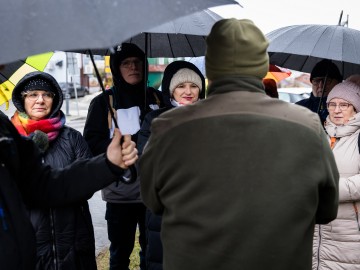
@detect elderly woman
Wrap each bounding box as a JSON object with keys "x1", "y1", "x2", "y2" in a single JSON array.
[
  {"x1": 313, "y1": 81, "x2": 360, "y2": 270},
  {"x1": 10, "y1": 71, "x2": 96, "y2": 270},
  {"x1": 137, "y1": 60, "x2": 205, "y2": 270}
]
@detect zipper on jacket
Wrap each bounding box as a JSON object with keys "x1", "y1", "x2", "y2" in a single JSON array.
[
  {"x1": 316, "y1": 225, "x2": 321, "y2": 270},
  {"x1": 353, "y1": 202, "x2": 360, "y2": 231},
  {"x1": 49, "y1": 208, "x2": 59, "y2": 270}
]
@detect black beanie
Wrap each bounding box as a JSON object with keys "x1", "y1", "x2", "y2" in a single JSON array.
[
  {"x1": 22, "y1": 78, "x2": 56, "y2": 94},
  {"x1": 110, "y1": 43, "x2": 145, "y2": 72},
  {"x1": 310, "y1": 59, "x2": 343, "y2": 82}
]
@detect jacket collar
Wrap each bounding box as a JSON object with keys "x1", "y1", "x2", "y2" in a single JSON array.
[{"x1": 207, "y1": 76, "x2": 264, "y2": 96}]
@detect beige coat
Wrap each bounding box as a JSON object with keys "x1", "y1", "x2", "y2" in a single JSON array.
[{"x1": 313, "y1": 113, "x2": 360, "y2": 270}]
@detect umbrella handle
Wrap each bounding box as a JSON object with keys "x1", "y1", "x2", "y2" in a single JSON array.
[
  {"x1": 118, "y1": 136, "x2": 138, "y2": 184},
  {"x1": 88, "y1": 50, "x2": 137, "y2": 185},
  {"x1": 316, "y1": 76, "x2": 327, "y2": 115}
]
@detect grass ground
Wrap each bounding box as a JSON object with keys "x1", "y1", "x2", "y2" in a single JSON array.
[{"x1": 96, "y1": 229, "x2": 141, "y2": 270}]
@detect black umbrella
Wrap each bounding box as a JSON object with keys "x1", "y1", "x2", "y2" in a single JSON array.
[
  {"x1": 0, "y1": 0, "x2": 237, "y2": 65},
  {"x1": 86, "y1": 8, "x2": 224, "y2": 58},
  {"x1": 266, "y1": 23, "x2": 360, "y2": 78}
]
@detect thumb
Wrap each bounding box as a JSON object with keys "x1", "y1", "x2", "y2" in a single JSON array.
[
  {"x1": 122, "y1": 134, "x2": 132, "y2": 148},
  {"x1": 111, "y1": 128, "x2": 122, "y2": 146}
]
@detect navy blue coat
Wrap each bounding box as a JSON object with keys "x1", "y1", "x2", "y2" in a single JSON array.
[{"x1": 295, "y1": 93, "x2": 328, "y2": 125}]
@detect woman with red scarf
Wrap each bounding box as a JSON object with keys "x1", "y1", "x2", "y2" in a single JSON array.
[{"x1": 10, "y1": 71, "x2": 96, "y2": 270}]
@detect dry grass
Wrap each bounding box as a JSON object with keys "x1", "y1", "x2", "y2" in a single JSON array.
[{"x1": 96, "y1": 229, "x2": 141, "y2": 270}]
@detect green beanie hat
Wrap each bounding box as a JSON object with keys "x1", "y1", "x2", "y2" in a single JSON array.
[{"x1": 205, "y1": 19, "x2": 269, "y2": 81}]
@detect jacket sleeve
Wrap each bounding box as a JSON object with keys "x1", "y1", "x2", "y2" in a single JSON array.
[
  {"x1": 17, "y1": 135, "x2": 122, "y2": 207},
  {"x1": 140, "y1": 127, "x2": 164, "y2": 215},
  {"x1": 0, "y1": 111, "x2": 122, "y2": 207},
  {"x1": 83, "y1": 94, "x2": 112, "y2": 155},
  {"x1": 338, "y1": 175, "x2": 360, "y2": 202},
  {"x1": 315, "y1": 130, "x2": 339, "y2": 224}
]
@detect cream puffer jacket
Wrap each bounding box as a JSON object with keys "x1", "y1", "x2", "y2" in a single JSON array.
[{"x1": 313, "y1": 113, "x2": 360, "y2": 270}]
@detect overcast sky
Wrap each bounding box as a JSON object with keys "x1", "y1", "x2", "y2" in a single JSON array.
[{"x1": 211, "y1": 0, "x2": 360, "y2": 35}]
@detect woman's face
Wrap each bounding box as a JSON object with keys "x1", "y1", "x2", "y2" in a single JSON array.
[
  {"x1": 23, "y1": 90, "x2": 54, "y2": 120},
  {"x1": 119, "y1": 57, "x2": 143, "y2": 85},
  {"x1": 328, "y1": 98, "x2": 357, "y2": 125},
  {"x1": 172, "y1": 82, "x2": 200, "y2": 105}
]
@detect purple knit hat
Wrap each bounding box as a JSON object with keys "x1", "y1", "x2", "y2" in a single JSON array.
[{"x1": 327, "y1": 81, "x2": 360, "y2": 112}]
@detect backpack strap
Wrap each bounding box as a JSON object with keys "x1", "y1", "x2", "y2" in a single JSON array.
[
  {"x1": 107, "y1": 94, "x2": 117, "y2": 129},
  {"x1": 358, "y1": 133, "x2": 360, "y2": 154}
]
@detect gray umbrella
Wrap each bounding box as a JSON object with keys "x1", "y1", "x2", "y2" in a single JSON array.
[
  {"x1": 79, "y1": 8, "x2": 224, "y2": 58},
  {"x1": 0, "y1": 0, "x2": 237, "y2": 64},
  {"x1": 266, "y1": 24, "x2": 360, "y2": 78}
]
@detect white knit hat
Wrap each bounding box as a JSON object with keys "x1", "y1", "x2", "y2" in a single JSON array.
[
  {"x1": 327, "y1": 81, "x2": 360, "y2": 112},
  {"x1": 169, "y1": 68, "x2": 203, "y2": 96}
]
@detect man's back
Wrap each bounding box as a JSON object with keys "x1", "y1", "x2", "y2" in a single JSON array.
[{"x1": 140, "y1": 78, "x2": 339, "y2": 270}]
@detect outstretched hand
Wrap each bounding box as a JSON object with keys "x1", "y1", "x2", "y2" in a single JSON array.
[{"x1": 107, "y1": 129, "x2": 138, "y2": 169}]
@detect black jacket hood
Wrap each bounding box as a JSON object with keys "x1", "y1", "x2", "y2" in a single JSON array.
[
  {"x1": 12, "y1": 71, "x2": 63, "y2": 119},
  {"x1": 161, "y1": 60, "x2": 206, "y2": 107}
]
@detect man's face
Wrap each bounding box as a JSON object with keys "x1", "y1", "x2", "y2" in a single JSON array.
[
  {"x1": 311, "y1": 77, "x2": 339, "y2": 97},
  {"x1": 119, "y1": 57, "x2": 143, "y2": 85}
]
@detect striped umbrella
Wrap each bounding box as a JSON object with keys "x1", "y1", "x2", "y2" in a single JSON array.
[
  {"x1": 0, "y1": 52, "x2": 53, "y2": 109},
  {"x1": 264, "y1": 64, "x2": 292, "y2": 82}
]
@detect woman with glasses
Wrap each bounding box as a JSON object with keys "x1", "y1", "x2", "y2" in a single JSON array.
[
  {"x1": 10, "y1": 71, "x2": 97, "y2": 270},
  {"x1": 313, "y1": 81, "x2": 360, "y2": 270}
]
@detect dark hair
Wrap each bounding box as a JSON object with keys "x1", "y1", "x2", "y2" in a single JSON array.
[{"x1": 263, "y1": 78, "x2": 278, "y2": 98}]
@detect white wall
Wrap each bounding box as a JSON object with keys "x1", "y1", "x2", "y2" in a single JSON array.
[{"x1": 44, "y1": 52, "x2": 81, "y2": 84}]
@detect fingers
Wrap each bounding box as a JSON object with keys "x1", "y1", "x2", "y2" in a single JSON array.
[
  {"x1": 121, "y1": 134, "x2": 132, "y2": 149},
  {"x1": 107, "y1": 129, "x2": 138, "y2": 169},
  {"x1": 122, "y1": 135, "x2": 138, "y2": 166}
]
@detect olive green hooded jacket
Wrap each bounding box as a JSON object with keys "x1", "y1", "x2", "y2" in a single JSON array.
[{"x1": 140, "y1": 76, "x2": 339, "y2": 270}]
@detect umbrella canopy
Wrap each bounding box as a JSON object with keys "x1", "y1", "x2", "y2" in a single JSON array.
[
  {"x1": 264, "y1": 64, "x2": 292, "y2": 82},
  {"x1": 266, "y1": 24, "x2": 360, "y2": 78},
  {"x1": 0, "y1": 0, "x2": 238, "y2": 64},
  {"x1": 78, "y1": 9, "x2": 224, "y2": 58},
  {"x1": 0, "y1": 52, "x2": 53, "y2": 108}
]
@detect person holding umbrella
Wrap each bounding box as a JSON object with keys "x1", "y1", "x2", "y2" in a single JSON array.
[
  {"x1": 83, "y1": 43, "x2": 163, "y2": 270},
  {"x1": 0, "y1": 106, "x2": 138, "y2": 270},
  {"x1": 313, "y1": 81, "x2": 360, "y2": 270},
  {"x1": 137, "y1": 60, "x2": 206, "y2": 270},
  {"x1": 140, "y1": 18, "x2": 339, "y2": 270},
  {"x1": 296, "y1": 59, "x2": 343, "y2": 125}
]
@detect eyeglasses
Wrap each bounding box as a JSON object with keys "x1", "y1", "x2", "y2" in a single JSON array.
[
  {"x1": 120, "y1": 59, "x2": 142, "y2": 69},
  {"x1": 312, "y1": 77, "x2": 332, "y2": 86},
  {"x1": 327, "y1": 102, "x2": 352, "y2": 111},
  {"x1": 23, "y1": 91, "x2": 55, "y2": 101}
]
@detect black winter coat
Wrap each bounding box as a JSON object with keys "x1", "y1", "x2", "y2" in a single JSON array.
[
  {"x1": 29, "y1": 127, "x2": 95, "y2": 270},
  {"x1": 295, "y1": 93, "x2": 328, "y2": 125},
  {"x1": 84, "y1": 88, "x2": 163, "y2": 203},
  {"x1": 0, "y1": 111, "x2": 123, "y2": 270}
]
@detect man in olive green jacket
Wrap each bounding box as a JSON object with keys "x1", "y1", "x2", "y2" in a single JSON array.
[{"x1": 140, "y1": 19, "x2": 339, "y2": 270}]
